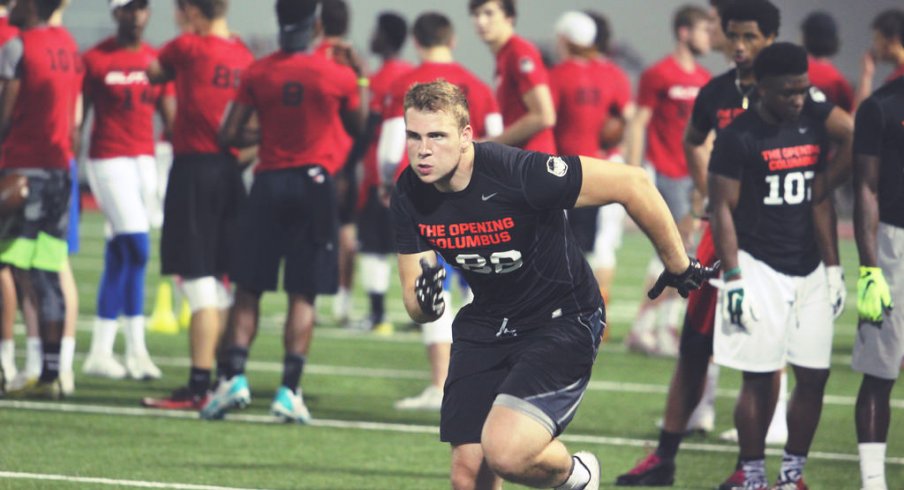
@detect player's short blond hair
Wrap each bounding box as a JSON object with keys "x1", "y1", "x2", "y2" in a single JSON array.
[{"x1": 403, "y1": 79, "x2": 471, "y2": 130}]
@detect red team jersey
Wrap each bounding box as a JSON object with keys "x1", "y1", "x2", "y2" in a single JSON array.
[
  {"x1": 158, "y1": 33, "x2": 253, "y2": 155},
  {"x1": 0, "y1": 15, "x2": 18, "y2": 45},
  {"x1": 1, "y1": 27, "x2": 83, "y2": 170},
  {"x1": 637, "y1": 56, "x2": 710, "y2": 178},
  {"x1": 550, "y1": 58, "x2": 631, "y2": 157},
  {"x1": 361, "y1": 58, "x2": 413, "y2": 192},
  {"x1": 385, "y1": 61, "x2": 500, "y2": 179},
  {"x1": 807, "y1": 56, "x2": 853, "y2": 112},
  {"x1": 494, "y1": 35, "x2": 556, "y2": 153},
  {"x1": 235, "y1": 50, "x2": 360, "y2": 174},
  {"x1": 83, "y1": 38, "x2": 164, "y2": 159}
]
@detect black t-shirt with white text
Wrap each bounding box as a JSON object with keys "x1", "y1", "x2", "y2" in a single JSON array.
[
  {"x1": 853, "y1": 77, "x2": 904, "y2": 228},
  {"x1": 391, "y1": 142, "x2": 601, "y2": 342},
  {"x1": 709, "y1": 106, "x2": 830, "y2": 276}
]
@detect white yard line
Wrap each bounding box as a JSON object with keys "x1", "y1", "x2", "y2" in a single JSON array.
[
  {"x1": 2, "y1": 399, "x2": 902, "y2": 467},
  {"x1": 0, "y1": 471, "x2": 275, "y2": 490}
]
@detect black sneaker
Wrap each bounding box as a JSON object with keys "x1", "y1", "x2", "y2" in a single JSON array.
[{"x1": 615, "y1": 453, "x2": 675, "y2": 486}]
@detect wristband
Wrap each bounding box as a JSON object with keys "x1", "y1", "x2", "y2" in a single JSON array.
[
  {"x1": 357, "y1": 77, "x2": 370, "y2": 88},
  {"x1": 723, "y1": 267, "x2": 742, "y2": 280}
]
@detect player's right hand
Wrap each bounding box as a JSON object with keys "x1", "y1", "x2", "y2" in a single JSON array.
[
  {"x1": 415, "y1": 258, "x2": 446, "y2": 319},
  {"x1": 710, "y1": 277, "x2": 758, "y2": 332},
  {"x1": 858, "y1": 266, "x2": 893, "y2": 324},
  {"x1": 648, "y1": 258, "x2": 720, "y2": 299}
]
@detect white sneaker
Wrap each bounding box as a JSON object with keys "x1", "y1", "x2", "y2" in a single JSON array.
[
  {"x1": 8, "y1": 372, "x2": 37, "y2": 391},
  {"x1": 125, "y1": 353, "x2": 162, "y2": 380},
  {"x1": 718, "y1": 427, "x2": 788, "y2": 446},
  {"x1": 270, "y1": 386, "x2": 311, "y2": 424},
  {"x1": 59, "y1": 371, "x2": 75, "y2": 396},
  {"x1": 82, "y1": 354, "x2": 127, "y2": 379},
  {"x1": 394, "y1": 385, "x2": 443, "y2": 410},
  {"x1": 573, "y1": 451, "x2": 601, "y2": 490}
]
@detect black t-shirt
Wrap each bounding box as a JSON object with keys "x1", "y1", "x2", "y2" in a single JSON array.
[
  {"x1": 391, "y1": 142, "x2": 601, "y2": 342},
  {"x1": 853, "y1": 77, "x2": 904, "y2": 228},
  {"x1": 709, "y1": 106, "x2": 831, "y2": 276},
  {"x1": 690, "y1": 68, "x2": 834, "y2": 137}
]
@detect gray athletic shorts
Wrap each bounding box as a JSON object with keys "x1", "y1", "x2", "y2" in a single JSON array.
[
  {"x1": 852, "y1": 223, "x2": 904, "y2": 380},
  {"x1": 654, "y1": 171, "x2": 694, "y2": 222}
]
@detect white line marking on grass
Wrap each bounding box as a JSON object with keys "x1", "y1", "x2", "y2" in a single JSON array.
[
  {"x1": 0, "y1": 471, "x2": 275, "y2": 490},
  {"x1": 2, "y1": 400, "x2": 902, "y2": 466}
]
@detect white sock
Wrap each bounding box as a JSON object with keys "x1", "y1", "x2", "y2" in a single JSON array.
[
  {"x1": 767, "y1": 370, "x2": 789, "y2": 437},
  {"x1": 742, "y1": 458, "x2": 767, "y2": 487},
  {"x1": 1, "y1": 339, "x2": 16, "y2": 374},
  {"x1": 556, "y1": 455, "x2": 591, "y2": 490},
  {"x1": 333, "y1": 287, "x2": 350, "y2": 318},
  {"x1": 858, "y1": 443, "x2": 887, "y2": 490},
  {"x1": 123, "y1": 316, "x2": 148, "y2": 357},
  {"x1": 25, "y1": 336, "x2": 42, "y2": 378},
  {"x1": 89, "y1": 318, "x2": 119, "y2": 357},
  {"x1": 59, "y1": 336, "x2": 75, "y2": 374}
]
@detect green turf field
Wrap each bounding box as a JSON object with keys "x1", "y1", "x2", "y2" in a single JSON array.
[{"x1": 0, "y1": 211, "x2": 901, "y2": 489}]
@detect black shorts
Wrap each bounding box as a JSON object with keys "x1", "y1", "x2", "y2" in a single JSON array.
[
  {"x1": 440, "y1": 307, "x2": 605, "y2": 445},
  {"x1": 231, "y1": 166, "x2": 339, "y2": 295},
  {"x1": 567, "y1": 207, "x2": 599, "y2": 253},
  {"x1": 0, "y1": 168, "x2": 70, "y2": 272},
  {"x1": 160, "y1": 153, "x2": 245, "y2": 277},
  {"x1": 356, "y1": 187, "x2": 393, "y2": 254},
  {"x1": 336, "y1": 162, "x2": 358, "y2": 225}
]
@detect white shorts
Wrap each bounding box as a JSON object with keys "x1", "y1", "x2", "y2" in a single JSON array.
[
  {"x1": 87, "y1": 156, "x2": 157, "y2": 235},
  {"x1": 714, "y1": 250, "x2": 834, "y2": 373},
  {"x1": 590, "y1": 154, "x2": 626, "y2": 270},
  {"x1": 852, "y1": 223, "x2": 904, "y2": 380}
]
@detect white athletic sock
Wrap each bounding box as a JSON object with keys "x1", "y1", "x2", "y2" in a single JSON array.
[
  {"x1": 59, "y1": 336, "x2": 75, "y2": 374},
  {"x1": 767, "y1": 370, "x2": 789, "y2": 437},
  {"x1": 858, "y1": 443, "x2": 887, "y2": 490},
  {"x1": 555, "y1": 455, "x2": 591, "y2": 490},
  {"x1": 333, "y1": 287, "x2": 350, "y2": 319},
  {"x1": 1, "y1": 339, "x2": 16, "y2": 374},
  {"x1": 24, "y1": 336, "x2": 42, "y2": 378},
  {"x1": 123, "y1": 316, "x2": 148, "y2": 357},
  {"x1": 89, "y1": 318, "x2": 119, "y2": 357}
]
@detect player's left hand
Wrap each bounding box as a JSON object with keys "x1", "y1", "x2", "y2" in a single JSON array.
[
  {"x1": 415, "y1": 258, "x2": 446, "y2": 320},
  {"x1": 648, "y1": 258, "x2": 721, "y2": 299},
  {"x1": 826, "y1": 265, "x2": 846, "y2": 320}
]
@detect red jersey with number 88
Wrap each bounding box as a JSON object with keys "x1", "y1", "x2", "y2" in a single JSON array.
[{"x1": 158, "y1": 33, "x2": 253, "y2": 156}]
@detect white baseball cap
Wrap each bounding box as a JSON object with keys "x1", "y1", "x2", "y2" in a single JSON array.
[
  {"x1": 110, "y1": 0, "x2": 147, "y2": 11},
  {"x1": 554, "y1": 11, "x2": 597, "y2": 48}
]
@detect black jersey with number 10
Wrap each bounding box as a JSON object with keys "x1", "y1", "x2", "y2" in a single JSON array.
[{"x1": 391, "y1": 142, "x2": 601, "y2": 342}]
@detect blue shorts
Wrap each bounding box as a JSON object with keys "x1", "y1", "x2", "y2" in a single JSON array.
[{"x1": 67, "y1": 159, "x2": 79, "y2": 254}]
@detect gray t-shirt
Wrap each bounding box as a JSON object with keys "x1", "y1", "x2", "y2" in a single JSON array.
[{"x1": 0, "y1": 37, "x2": 23, "y2": 80}]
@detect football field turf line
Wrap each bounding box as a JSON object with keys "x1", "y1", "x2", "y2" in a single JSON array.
[
  {"x1": 0, "y1": 471, "x2": 274, "y2": 490},
  {"x1": 3, "y1": 399, "x2": 902, "y2": 467}
]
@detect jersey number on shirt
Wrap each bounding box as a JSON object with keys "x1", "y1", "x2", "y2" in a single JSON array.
[
  {"x1": 45, "y1": 48, "x2": 82, "y2": 73},
  {"x1": 282, "y1": 82, "x2": 304, "y2": 107},
  {"x1": 122, "y1": 87, "x2": 154, "y2": 111},
  {"x1": 211, "y1": 64, "x2": 242, "y2": 89},
  {"x1": 455, "y1": 250, "x2": 523, "y2": 274},
  {"x1": 763, "y1": 171, "x2": 815, "y2": 206}
]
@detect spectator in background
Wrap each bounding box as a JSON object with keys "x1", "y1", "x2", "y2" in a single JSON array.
[
  {"x1": 802, "y1": 11, "x2": 854, "y2": 112},
  {"x1": 856, "y1": 9, "x2": 904, "y2": 107}
]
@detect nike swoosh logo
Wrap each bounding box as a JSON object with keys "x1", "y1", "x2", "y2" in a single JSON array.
[
  {"x1": 798, "y1": 127, "x2": 808, "y2": 134},
  {"x1": 481, "y1": 193, "x2": 498, "y2": 201}
]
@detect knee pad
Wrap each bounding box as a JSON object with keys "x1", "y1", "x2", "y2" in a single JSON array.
[
  {"x1": 422, "y1": 291, "x2": 453, "y2": 345},
  {"x1": 31, "y1": 269, "x2": 65, "y2": 324},
  {"x1": 359, "y1": 254, "x2": 390, "y2": 294},
  {"x1": 181, "y1": 277, "x2": 221, "y2": 312}
]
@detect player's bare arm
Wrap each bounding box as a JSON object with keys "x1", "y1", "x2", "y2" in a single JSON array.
[
  {"x1": 709, "y1": 173, "x2": 741, "y2": 273},
  {"x1": 853, "y1": 153, "x2": 881, "y2": 268},
  {"x1": 145, "y1": 58, "x2": 173, "y2": 85},
  {"x1": 0, "y1": 76, "x2": 19, "y2": 144},
  {"x1": 398, "y1": 251, "x2": 443, "y2": 323},
  {"x1": 823, "y1": 106, "x2": 854, "y2": 190},
  {"x1": 683, "y1": 122, "x2": 713, "y2": 196},
  {"x1": 626, "y1": 106, "x2": 652, "y2": 167},
  {"x1": 491, "y1": 84, "x2": 556, "y2": 147},
  {"x1": 574, "y1": 156, "x2": 688, "y2": 275},
  {"x1": 811, "y1": 171, "x2": 840, "y2": 267},
  {"x1": 217, "y1": 101, "x2": 258, "y2": 150}
]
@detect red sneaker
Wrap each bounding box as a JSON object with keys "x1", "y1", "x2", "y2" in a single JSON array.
[
  {"x1": 141, "y1": 386, "x2": 208, "y2": 410},
  {"x1": 615, "y1": 453, "x2": 675, "y2": 486},
  {"x1": 717, "y1": 469, "x2": 746, "y2": 490}
]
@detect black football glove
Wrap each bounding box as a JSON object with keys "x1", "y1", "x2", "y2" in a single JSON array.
[
  {"x1": 415, "y1": 258, "x2": 446, "y2": 319},
  {"x1": 648, "y1": 258, "x2": 721, "y2": 299}
]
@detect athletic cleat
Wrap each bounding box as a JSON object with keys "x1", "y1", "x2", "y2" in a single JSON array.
[
  {"x1": 6, "y1": 378, "x2": 63, "y2": 400},
  {"x1": 716, "y1": 469, "x2": 746, "y2": 490},
  {"x1": 771, "y1": 480, "x2": 808, "y2": 490},
  {"x1": 82, "y1": 354, "x2": 128, "y2": 379},
  {"x1": 615, "y1": 453, "x2": 675, "y2": 486},
  {"x1": 394, "y1": 385, "x2": 443, "y2": 410},
  {"x1": 125, "y1": 353, "x2": 162, "y2": 380},
  {"x1": 270, "y1": 386, "x2": 311, "y2": 424},
  {"x1": 141, "y1": 386, "x2": 208, "y2": 410},
  {"x1": 372, "y1": 321, "x2": 394, "y2": 336},
  {"x1": 200, "y1": 375, "x2": 251, "y2": 420},
  {"x1": 59, "y1": 371, "x2": 75, "y2": 396},
  {"x1": 574, "y1": 451, "x2": 601, "y2": 490},
  {"x1": 7, "y1": 372, "x2": 37, "y2": 392}
]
